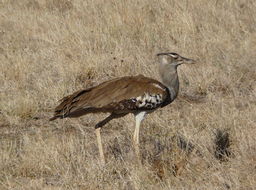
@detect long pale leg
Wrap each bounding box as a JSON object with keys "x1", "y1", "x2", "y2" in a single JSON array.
[
  {"x1": 95, "y1": 113, "x2": 127, "y2": 165},
  {"x1": 95, "y1": 128, "x2": 105, "y2": 165},
  {"x1": 133, "y1": 111, "x2": 146, "y2": 158}
]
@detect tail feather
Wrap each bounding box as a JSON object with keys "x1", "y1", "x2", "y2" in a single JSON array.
[
  {"x1": 49, "y1": 107, "x2": 100, "y2": 121},
  {"x1": 49, "y1": 116, "x2": 59, "y2": 121},
  {"x1": 49, "y1": 89, "x2": 92, "y2": 121}
]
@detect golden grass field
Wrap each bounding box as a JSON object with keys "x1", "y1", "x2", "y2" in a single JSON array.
[{"x1": 0, "y1": 0, "x2": 256, "y2": 189}]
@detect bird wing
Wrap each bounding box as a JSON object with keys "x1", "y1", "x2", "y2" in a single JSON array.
[{"x1": 50, "y1": 75, "x2": 168, "y2": 120}]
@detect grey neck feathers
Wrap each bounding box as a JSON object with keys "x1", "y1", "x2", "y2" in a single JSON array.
[{"x1": 159, "y1": 64, "x2": 179, "y2": 101}]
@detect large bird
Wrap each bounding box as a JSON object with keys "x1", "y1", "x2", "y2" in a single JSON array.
[{"x1": 50, "y1": 52, "x2": 196, "y2": 164}]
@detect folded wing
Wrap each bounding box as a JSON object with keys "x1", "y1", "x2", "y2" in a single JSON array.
[{"x1": 50, "y1": 75, "x2": 168, "y2": 120}]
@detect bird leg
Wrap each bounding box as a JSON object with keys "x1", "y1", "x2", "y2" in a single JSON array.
[
  {"x1": 95, "y1": 128, "x2": 105, "y2": 165},
  {"x1": 95, "y1": 113, "x2": 127, "y2": 165},
  {"x1": 133, "y1": 111, "x2": 146, "y2": 160}
]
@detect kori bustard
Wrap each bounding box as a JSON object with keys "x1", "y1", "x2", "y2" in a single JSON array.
[{"x1": 50, "y1": 52, "x2": 195, "y2": 164}]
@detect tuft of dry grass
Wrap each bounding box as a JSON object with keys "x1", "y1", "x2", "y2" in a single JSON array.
[
  {"x1": 214, "y1": 129, "x2": 232, "y2": 161},
  {"x1": 0, "y1": 0, "x2": 256, "y2": 189}
]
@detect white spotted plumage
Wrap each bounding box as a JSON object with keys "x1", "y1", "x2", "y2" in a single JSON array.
[{"x1": 135, "y1": 93, "x2": 163, "y2": 109}]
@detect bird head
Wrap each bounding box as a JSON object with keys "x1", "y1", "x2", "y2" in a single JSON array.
[{"x1": 157, "y1": 52, "x2": 195, "y2": 67}]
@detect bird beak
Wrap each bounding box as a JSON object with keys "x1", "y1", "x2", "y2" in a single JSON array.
[{"x1": 182, "y1": 57, "x2": 196, "y2": 64}]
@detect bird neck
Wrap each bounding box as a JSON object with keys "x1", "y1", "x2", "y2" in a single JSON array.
[{"x1": 159, "y1": 64, "x2": 179, "y2": 100}]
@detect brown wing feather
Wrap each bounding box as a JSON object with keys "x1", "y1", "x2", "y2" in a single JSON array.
[{"x1": 50, "y1": 75, "x2": 167, "y2": 120}]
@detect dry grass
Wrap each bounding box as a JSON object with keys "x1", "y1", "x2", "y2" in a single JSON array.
[{"x1": 0, "y1": 0, "x2": 256, "y2": 189}]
